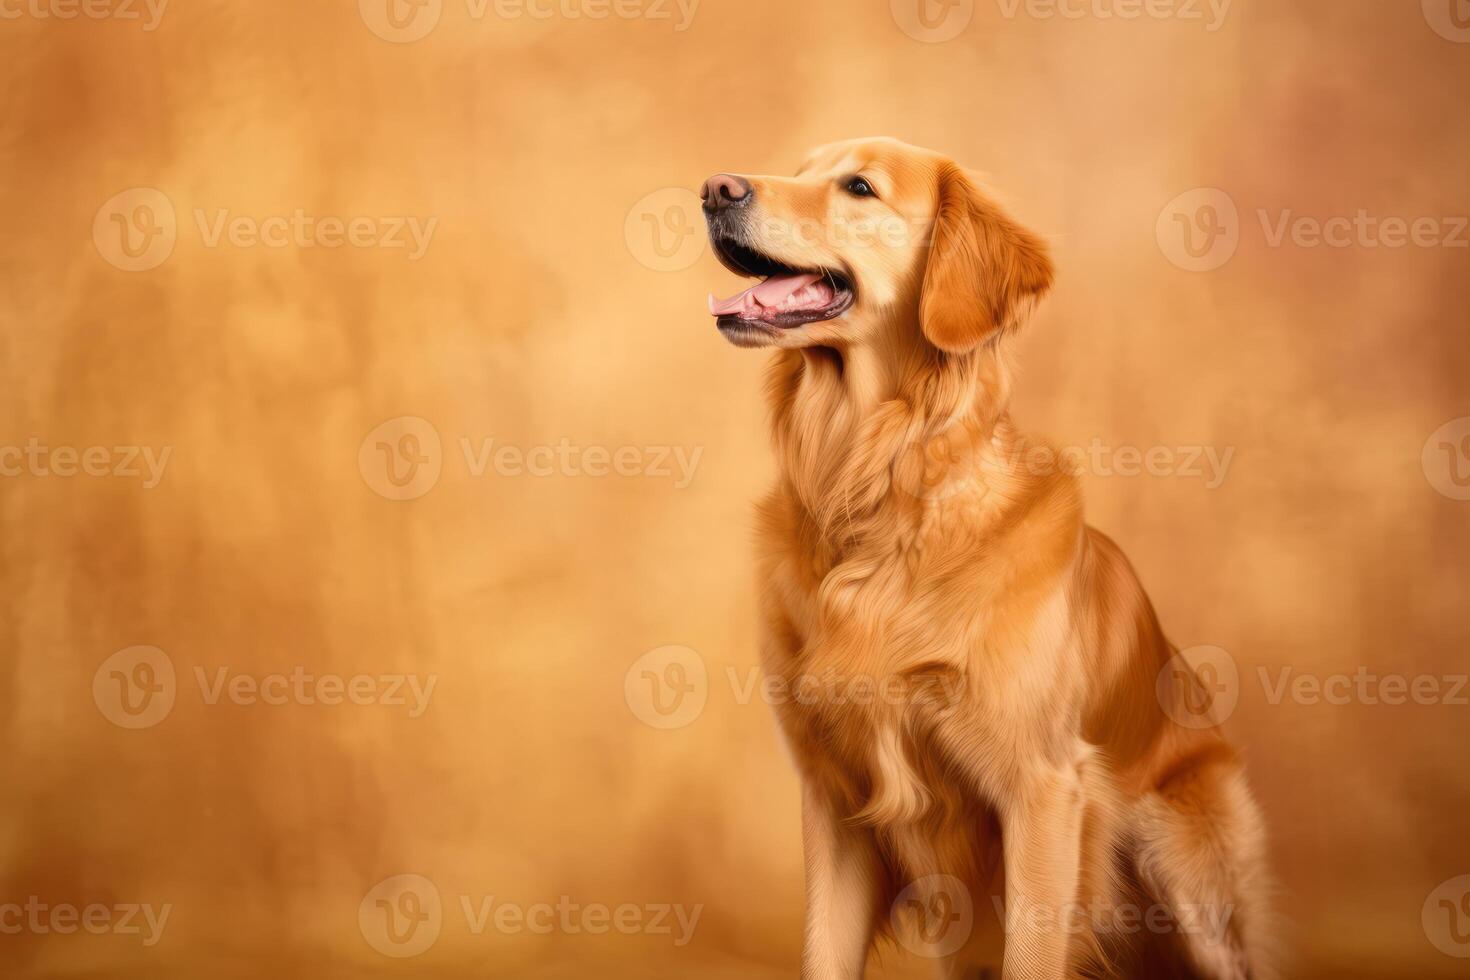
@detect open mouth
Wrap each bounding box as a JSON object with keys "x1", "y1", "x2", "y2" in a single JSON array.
[{"x1": 707, "y1": 235, "x2": 855, "y2": 336}]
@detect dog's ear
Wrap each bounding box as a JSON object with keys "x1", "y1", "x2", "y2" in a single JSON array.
[{"x1": 919, "y1": 163, "x2": 1054, "y2": 355}]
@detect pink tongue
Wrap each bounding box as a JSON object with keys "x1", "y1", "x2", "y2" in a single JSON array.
[{"x1": 708, "y1": 273, "x2": 831, "y2": 318}]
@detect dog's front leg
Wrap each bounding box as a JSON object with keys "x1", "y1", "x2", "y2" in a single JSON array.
[
  {"x1": 999, "y1": 760, "x2": 1087, "y2": 980},
  {"x1": 801, "y1": 782, "x2": 882, "y2": 980}
]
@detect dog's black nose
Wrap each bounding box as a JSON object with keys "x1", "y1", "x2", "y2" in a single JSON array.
[{"x1": 701, "y1": 173, "x2": 752, "y2": 213}]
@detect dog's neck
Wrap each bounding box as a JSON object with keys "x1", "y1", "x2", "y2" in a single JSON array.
[{"x1": 765, "y1": 336, "x2": 1022, "y2": 556}]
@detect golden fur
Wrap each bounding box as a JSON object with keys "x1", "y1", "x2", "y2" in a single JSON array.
[{"x1": 705, "y1": 139, "x2": 1271, "y2": 979}]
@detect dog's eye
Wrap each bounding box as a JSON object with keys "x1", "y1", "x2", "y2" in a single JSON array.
[{"x1": 844, "y1": 176, "x2": 877, "y2": 198}]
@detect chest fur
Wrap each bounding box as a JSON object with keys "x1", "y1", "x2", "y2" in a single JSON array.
[{"x1": 758, "y1": 492, "x2": 1083, "y2": 826}]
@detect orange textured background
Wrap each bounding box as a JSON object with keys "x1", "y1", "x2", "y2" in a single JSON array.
[{"x1": 1, "y1": 1, "x2": 1468, "y2": 977}]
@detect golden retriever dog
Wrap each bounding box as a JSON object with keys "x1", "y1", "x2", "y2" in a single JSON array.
[{"x1": 701, "y1": 138, "x2": 1271, "y2": 980}]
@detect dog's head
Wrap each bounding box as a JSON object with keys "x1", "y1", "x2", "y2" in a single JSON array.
[{"x1": 703, "y1": 137, "x2": 1053, "y2": 355}]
